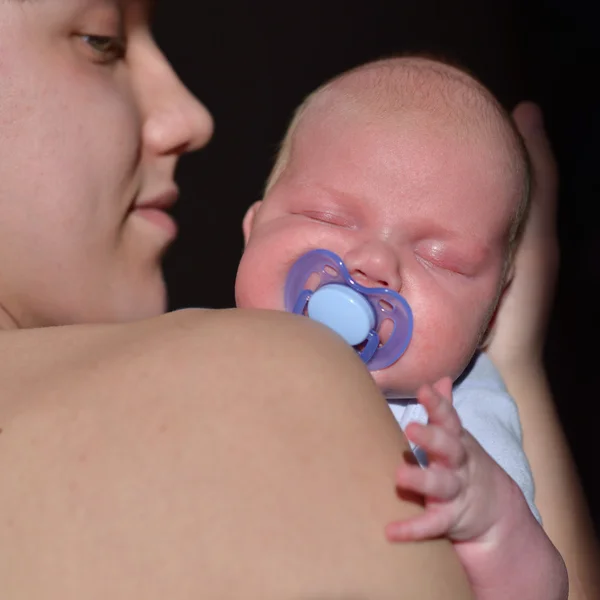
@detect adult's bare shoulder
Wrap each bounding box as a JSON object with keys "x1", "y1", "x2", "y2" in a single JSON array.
[
  {"x1": 0, "y1": 308, "x2": 253, "y2": 414},
  {"x1": 0, "y1": 308, "x2": 356, "y2": 437},
  {"x1": 0, "y1": 310, "x2": 472, "y2": 599}
]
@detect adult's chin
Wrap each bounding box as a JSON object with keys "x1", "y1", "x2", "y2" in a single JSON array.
[
  {"x1": 114, "y1": 277, "x2": 169, "y2": 323},
  {"x1": 77, "y1": 271, "x2": 169, "y2": 325}
]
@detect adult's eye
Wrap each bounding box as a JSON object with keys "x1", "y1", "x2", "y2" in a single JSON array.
[{"x1": 80, "y1": 34, "x2": 127, "y2": 64}]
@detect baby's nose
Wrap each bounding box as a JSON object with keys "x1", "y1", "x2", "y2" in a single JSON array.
[{"x1": 343, "y1": 242, "x2": 402, "y2": 291}]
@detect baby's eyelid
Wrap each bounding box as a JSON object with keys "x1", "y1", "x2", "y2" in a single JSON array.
[
  {"x1": 416, "y1": 252, "x2": 458, "y2": 274},
  {"x1": 303, "y1": 210, "x2": 355, "y2": 228}
]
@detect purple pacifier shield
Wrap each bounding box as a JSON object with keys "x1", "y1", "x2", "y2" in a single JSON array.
[{"x1": 284, "y1": 249, "x2": 413, "y2": 370}]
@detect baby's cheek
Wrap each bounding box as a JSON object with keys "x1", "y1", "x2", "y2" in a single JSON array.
[
  {"x1": 235, "y1": 275, "x2": 271, "y2": 310},
  {"x1": 234, "y1": 257, "x2": 284, "y2": 311},
  {"x1": 411, "y1": 311, "x2": 475, "y2": 380}
]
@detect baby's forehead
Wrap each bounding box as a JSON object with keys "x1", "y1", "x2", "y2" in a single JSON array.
[
  {"x1": 302, "y1": 63, "x2": 502, "y2": 140},
  {"x1": 292, "y1": 61, "x2": 524, "y2": 183}
]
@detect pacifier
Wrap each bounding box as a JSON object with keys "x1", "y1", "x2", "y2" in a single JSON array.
[{"x1": 284, "y1": 249, "x2": 413, "y2": 371}]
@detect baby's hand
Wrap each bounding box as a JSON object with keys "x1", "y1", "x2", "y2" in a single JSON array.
[{"x1": 386, "y1": 378, "x2": 512, "y2": 544}]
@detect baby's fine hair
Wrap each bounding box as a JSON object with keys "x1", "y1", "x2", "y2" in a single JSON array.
[{"x1": 264, "y1": 54, "x2": 531, "y2": 274}]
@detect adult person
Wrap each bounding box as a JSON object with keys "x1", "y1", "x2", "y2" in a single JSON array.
[
  {"x1": 0, "y1": 1, "x2": 597, "y2": 598},
  {"x1": 0, "y1": 2, "x2": 473, "y2": 597}
]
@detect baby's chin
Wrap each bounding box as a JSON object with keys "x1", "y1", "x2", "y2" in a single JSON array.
[
  {"x1": 370, "y1": 366, "x2": 420, "y2": 400},
  {"x1": 370, "y1": 358, "x2": 465, "y2": 400}
]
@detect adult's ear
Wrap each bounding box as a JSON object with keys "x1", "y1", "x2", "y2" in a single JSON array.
[{"x1": 242, "y1": 201, "x2": 263, "y2": 246}]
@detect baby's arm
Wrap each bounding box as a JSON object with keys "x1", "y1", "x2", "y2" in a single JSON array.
[{"x1": 385, "y1": 379, "x2": 567, "y2": 600}]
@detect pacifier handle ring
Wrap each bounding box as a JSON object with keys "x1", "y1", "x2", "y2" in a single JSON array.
[
  {"x1": 358, "y1": 330, "x2": 380, "y2": 364},
  {"x1": 292, "y1": 289, "x2": 313, "y2": 315}
]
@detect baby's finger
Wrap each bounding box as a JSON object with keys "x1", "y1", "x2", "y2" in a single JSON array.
[
  {"x1": 396, "y1": 462, "x2": 462, "y2": 501},
  {"x1": 432, "y1": 376, "x2": 453, "y2": 400},
  {"x1": 385, "y1": 509, "x2": 452, "y2": 542},
  {"x1": 404, "y1": 422, "x2": 467, "y2": 468},
  {"x1": 417, "y1": 381, "x2": 462, "y2": 436}
]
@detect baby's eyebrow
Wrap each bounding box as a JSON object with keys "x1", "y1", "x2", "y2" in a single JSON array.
[{"x1": 306, "y1": 182, "x2": 364, "y2": 210}]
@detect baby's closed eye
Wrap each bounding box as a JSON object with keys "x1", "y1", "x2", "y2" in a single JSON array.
[
  {"x1": 297, "y1": 210, "x2": 356, "y2": 229},
  {"x1": 414, "y1": 252, "x2": 468, "y2": 276},
  {"x1": 413, "y1": 241, "x2": 483, "y2": 277}
]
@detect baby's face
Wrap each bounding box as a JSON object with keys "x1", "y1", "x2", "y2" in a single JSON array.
[{"x1": 236, "y1": 109, "x2": 519, "y2": 397}]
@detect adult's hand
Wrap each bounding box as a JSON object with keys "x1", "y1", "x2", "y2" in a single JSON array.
[{"x1": 486, "y1": 102, "x2": 560, "y2": 369}]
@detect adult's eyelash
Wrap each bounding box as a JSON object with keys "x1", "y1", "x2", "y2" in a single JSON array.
[{"x1": 81, "y1": 34, "x2": 127, "y2": 63}]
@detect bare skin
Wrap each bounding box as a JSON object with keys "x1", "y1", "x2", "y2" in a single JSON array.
[
  {"x1": 0, "y1": 2, "x2": 473, "y2": 596},
  {"x1": 0, "y1": 0, "x2": 593, "y2": 595},
  {"x1": 0, "y1": 309, "x2": 474, "y2": 599}
]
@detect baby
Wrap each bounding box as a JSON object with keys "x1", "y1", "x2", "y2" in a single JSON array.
[{"x1": 235, "y1": 57, "x2": 567, "y2": 598}]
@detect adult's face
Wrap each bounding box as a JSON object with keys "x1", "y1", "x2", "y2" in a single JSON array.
[{"x1": 0, "y1": 0, "x2": 213, "y2": 328}]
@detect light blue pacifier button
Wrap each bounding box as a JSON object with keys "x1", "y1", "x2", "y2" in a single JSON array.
[{"x1": 307, "y1": 284, "x2": 376, "y2": 346}]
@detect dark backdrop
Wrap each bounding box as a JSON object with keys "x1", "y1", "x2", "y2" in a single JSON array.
[{"x1": 152, "y1": 1, "x2": 596, "y2": 528}]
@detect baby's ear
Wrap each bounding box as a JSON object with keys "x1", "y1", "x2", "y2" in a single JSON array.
[
  {"x1": 478, "y1": 271, "x2": 514, "y2": 350},
  {"x1": 242, "y1": 201, "x2": 263, "y2": 246},
  {"x1": 502, "y1": 260, "x2": 516, "y2": 289}
]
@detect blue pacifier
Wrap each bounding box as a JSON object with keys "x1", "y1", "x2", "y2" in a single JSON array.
[{"x1": 284, "y1": 249, "x2": 413, "y2": 371}]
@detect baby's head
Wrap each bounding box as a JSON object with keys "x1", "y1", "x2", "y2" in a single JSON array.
[{"x1": 235, "y1": 56, "x2": 529, "y2": 398}]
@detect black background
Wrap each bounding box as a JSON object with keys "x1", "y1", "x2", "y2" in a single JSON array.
[{"x1": 152, "y1": 1, "x2": 596, "y2": 528}]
